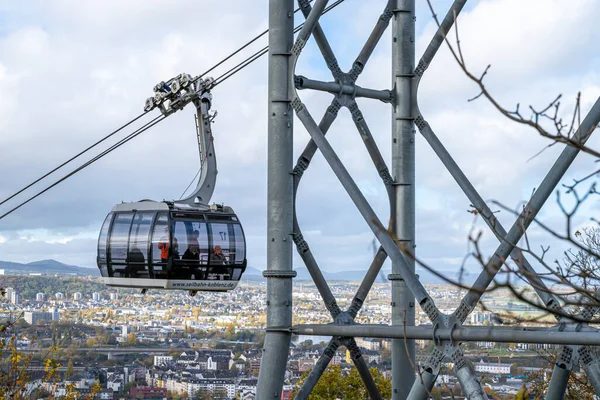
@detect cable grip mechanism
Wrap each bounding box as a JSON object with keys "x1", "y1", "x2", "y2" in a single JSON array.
[{"x1": 144, "y1": 74, "x2": 215, "y2": 116}]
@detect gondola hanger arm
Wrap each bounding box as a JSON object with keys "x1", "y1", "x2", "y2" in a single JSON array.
[{"x1": 144, "y1": 74, "x2": 218, "y2": 206}]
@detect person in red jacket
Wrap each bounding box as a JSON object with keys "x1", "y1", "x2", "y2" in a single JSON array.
[{"x1": 158, "y1": 235, "x2": 178, "y2": 263}]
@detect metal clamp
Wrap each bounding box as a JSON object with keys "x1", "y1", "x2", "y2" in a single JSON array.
[{"x1": 262, "y1": 270, "x2": 298, "y2": 279}]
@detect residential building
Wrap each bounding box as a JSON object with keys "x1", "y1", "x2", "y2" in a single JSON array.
[
  {"x1": 154, "y1": 355, "x2": 173, "y2": 367},
  {"x1": 130, "y1": 386, "x2": 167, "y2": 399},
  {"x1": 23, "y1": 310, "x2": 59, "y2": 325},
  {"x1": 474, "y1": 360, "x2": 512, "y2": 375}
]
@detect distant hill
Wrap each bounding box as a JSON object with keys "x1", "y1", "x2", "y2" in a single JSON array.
[
  {"x1": 0, "y1": 259, "x2": 477, "y2": 285},
  {"x1": 0, "y1": 259, "x2": 99, "y2": 277},
  {"x1": 243, "y1": 266, "x2": 478, "y2": 285},
  {"x1": 0, "y1": 275, "x2": 108, "y2": 299}
]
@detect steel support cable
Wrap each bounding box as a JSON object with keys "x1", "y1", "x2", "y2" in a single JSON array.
[
  {"x1": 179, "y1": 167, "x2": 202, "y2": 200},
  {"x1": 179, "y1": 128, "x2": 215, "y2": 200},
  {"x1": 0, "y1": 110, "x2": 151, "y2": 208},
  {"x1": 0, "y1": 0, "x2": 321, "y2": 211},
  {"x1": 0, "y1": 115, "x2": 166, "y2": 221},
  {"x1": 212, "y1": 0, "x2": 347, "y2": 87},
  {"x1": 0, "y1": 0, "x2": 346, "y2": 219},
  {"x1": 193, "y1": 0, "x2": 315, "y2": 83}
]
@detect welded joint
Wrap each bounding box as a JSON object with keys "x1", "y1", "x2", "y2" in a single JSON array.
[
  {"x1": 556, "y1": 345, "x2": 576, "y2": 369},
  {"x1": 291, "y1": 38, "x2": 307, "y2": 57},
  {"x1": 292, "y1": 232, "x2": 309, "y2": 253},
  {"x1": 420, "y1": 297, "x2": 440, "y2": 323},
  {"x1": 578, "y1": 346, "x2": 595, "y2": 366},
  {"x1": 414, "y1": 60, "x2": 428, "y2": 78},
  {"x1": 327, "y1": 60, "x2": 344, "y2": 80},
  {"x1": 327, "y1": 99, "x2": 342, "y2": 116},
  {"x1": 378, "y1": 169, "x2": 395, "y2": 186},
  {"x1": 348, "y1": 102, "x2": 364, "y2": 122},
  {"x1": 449, "y1": 345, "x2": 467, "y2": 371},
  {"x1": 291, "y1": 97, "x2": 305, "y2": 113},
  {"x1": 298, "y1": 0, "x2": 311, "y2": 10},
  {"x1": 453, "y1": 300, "x2": 472, "y2": 324},
  {"x1": 323, "y1": 340, "x2": 340, "y2": 359},
  {"x1": 581, "y1": 305, "x2": 599, "y2": 322},
  {"x1": 423, "y1": 346, "x2": 445, "y2": 374},
  {"x1": 292, "y1": 157, "x2": 310, "y2": 179},
  {"x1": 414, "y1": 115, "x2": 427, "y2": 131},
  {"x1": 327, "y1": 300, "x2": 342, "y2": 318},
  {"x1": 380, "y1": 7, "x2": 393, "y2": 22},
  {"x1": 546, "y1": 299, "x2": 563, "y2": 321},
  {"x1": 348, "y1": 62, "x2": 364, "y2": 82},
  {"x1": 343, "y1": 338, "x2": 364, "y2": 360},
  {"x1": 348, "y1": 298, "x2": 364, "y2": 319},
  {"x1": 333, "y1": 310, "x2": 355, "y2": 326}
]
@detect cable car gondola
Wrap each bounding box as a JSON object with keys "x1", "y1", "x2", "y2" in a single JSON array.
[{"x1": 97, "y1": 75, "x2": 246, "y2": 294}]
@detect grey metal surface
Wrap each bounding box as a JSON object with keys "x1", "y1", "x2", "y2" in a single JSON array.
[
  {"x1": 294, "y1": 100, "x2": 429, "y2": 304},
  {"x1": 455, "y1": 361, "x2": 486, "y2": 400},
  {"x1": 177, "y1": 91, "x2": 218, "y2": 206},
  {"x1": 582, "y1": 357, "x2": 600, "y2": 395},
  {"x1": 255, "y1": 0, "x2": 295, "y2": 398},
  {"x1": 290, "y1": 323, "x2": 600, "y2": 345},
  {"x1": 295, "y1": 76, "x2": 392, "y2": 102},
  {"x1": 546, "y1": 364, "x2": 570, "y2": 400},
  {"x1": 259, "y1": 0, "x2": 600, "y2": 397},
  {"x1": 392, "y1": 0, "x2": 416, "y2": 397},
  {"x1": 407, "y1": 369, "x2": 437, "y2": 400}
]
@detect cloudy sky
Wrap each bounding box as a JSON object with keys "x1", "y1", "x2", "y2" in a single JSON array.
[{"x1": 0, "y1": 0, "x2": 598, "y2": 285}]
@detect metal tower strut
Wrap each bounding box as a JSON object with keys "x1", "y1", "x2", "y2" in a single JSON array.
[{"x1": 256, "y1": 0, "x2": 600, "y2": 399}]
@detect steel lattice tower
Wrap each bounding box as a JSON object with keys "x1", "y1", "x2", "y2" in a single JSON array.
[{"x1": 256, "y1": 1, "x2": 600, "y2": 399}]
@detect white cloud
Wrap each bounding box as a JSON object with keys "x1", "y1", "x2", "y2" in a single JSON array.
[{"x1": 0, "y1": 0, "x2": 597, "y2": 279}]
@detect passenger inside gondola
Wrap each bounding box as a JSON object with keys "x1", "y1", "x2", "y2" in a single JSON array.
[
  {"x1": 183, "y1": 230, "x2": 200, "y2": 260},
  {"x1": 210, "y1": 245, "x2": 226, "y2": 265},
  {"x1": 99, "y1": 207, "x2": 246, "y2": 288},
  {"x1": 127, "y1": 246, "x2": 146, "y2": 277},
  {"x1": 158, "y1": 234, "x2": 170, "y2": 263}
]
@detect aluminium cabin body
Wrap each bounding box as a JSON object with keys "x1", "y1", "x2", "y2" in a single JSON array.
[
  {"x1": 96, "y1": 76, "x2": 247, "y2": 293},
  {"x1": 97, "y1": 201, "x2": 246, "y2": 292}
]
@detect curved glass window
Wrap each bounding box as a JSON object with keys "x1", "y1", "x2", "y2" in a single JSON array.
[
  {"x1": 172, "y1": 216, "x2": 209, "y2": 280},
  {"x1": 109, "y1": 213, "x2": 134, "y2": 277},
  {"x1": 97, "y1": 213, "x2": 113, "y2": 278},
  {"x1": 128, "y1": 212, "x2": 153, "y2": 277},
  {"x1": 232, "y1": 224, "x2": 246, "y2": 264},
  {"x1": 151, "y1": 213, "x2": 169, "y2": 278},
  {"x1": 209, "y1": 222, "x2": 232, "y2": 265}
]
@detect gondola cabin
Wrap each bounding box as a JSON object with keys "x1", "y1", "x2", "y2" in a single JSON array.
[{"x1": 97, "y1": 201, "x2": 246, "y2": 292}]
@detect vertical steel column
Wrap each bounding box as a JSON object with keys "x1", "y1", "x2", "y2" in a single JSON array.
[
  {"x1": 256, "y1": 0, "x2": 295, "y2": 398},
  {"x1": 392, "y1": 0, "x2": 416, "y2": 398}
]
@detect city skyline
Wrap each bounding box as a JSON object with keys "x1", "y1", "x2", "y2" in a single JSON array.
[{"x1": 0, "y1": 0, "x2": 598, "y2": 281}]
